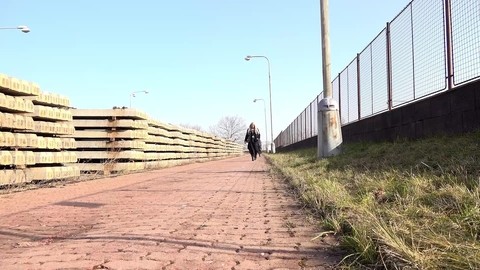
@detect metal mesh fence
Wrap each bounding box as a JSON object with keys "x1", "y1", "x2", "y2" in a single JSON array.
[
  {"x1": 296, "y1": 115, "x2": 300, "y2": 141},
  {"x1": 295, "y1": 116, "x2": 300, "y2": 142},
  {"x1": 332, "y1": 76, "x2": 340, "y2": 109},
  {"x1": 312, "y1": 93, "x2": 322, "y2": 136},
  {"x1": 309, "y1": 100, "x2": 314, "y2": 137},
  {"x1": 451, "y1": 0, "x2": 480, "y2": 85},
  {"x1": 412, "y1": 0, "x2": 447, "y2": 97},
  {"x1": 305, "y1": 106, "x2": 311, "y2": 139},
  {"x1": 359, "y1": 45, "x2": 373, "y2": 118},
  {"x1": 274, "y1": 0, "x2": 480, "y2": 149},
  {"x1": 276, "y1": 92, "x2": 323, "y2": 147},
  {"x1": 371, "y1": 29, "x2": 389, "y2": 114},
  {"x1": 299, "y1": 111, "x2": 305, "y2": 141},
  {"x1": 390, "y1": 4, "x2": 415, "y2": 107},
  {"x1": 347, "y1": 59, "x2": 359, "y2": 122},
  {"x1": 339, "y1": 68, "x2": 349, "y2": 124}
]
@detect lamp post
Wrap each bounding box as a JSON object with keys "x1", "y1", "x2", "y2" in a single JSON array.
[
  {"x1": 245, "y1": 55, "x2": 275, "y2": 153},
  {"x1": 253, "y1": 98, "x2": 268, "y2": 152},
  {"x1": 130, "y1": 90, "x2": 149, "y2": 108},
  {"x1": 0, "y1": 25, "x2": 30, "y2": 33}
]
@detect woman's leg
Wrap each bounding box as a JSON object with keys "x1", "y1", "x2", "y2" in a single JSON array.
[{"x1": 248, "y1": 142, "x2": 255, "y2": 160}]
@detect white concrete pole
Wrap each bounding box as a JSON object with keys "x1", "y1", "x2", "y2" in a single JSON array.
[
  {"x1": 320, "y1": 0, "x2": 332, "y2": 99},
  {"x1": 318, "y1": 0, "x2": 342, "y2": 158}
]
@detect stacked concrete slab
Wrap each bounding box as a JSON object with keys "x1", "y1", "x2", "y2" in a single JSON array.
[
  {"x1": 0, "y1": 73, "x2": 79, "y2": 186},
  {"x1": 144, "y1": 119, "x2": 242, "y2": 169},
  {"x1": 1, "y1": 74, "x2": 243, "y2": 182},
  {"x1": 72, "y1": 108, "x2": 149, "y2": 175},
  {"x1": 222, "y1": 138, "x2": 245, "y2": 156},
  {"x1": 145, "y1": 119, "x2": 200, "y2": 169},
  {"x1": 72, "y1": 108, "x2": 244, "y2": 175}
]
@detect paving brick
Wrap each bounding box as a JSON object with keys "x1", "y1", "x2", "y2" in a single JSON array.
[{"x1": 0, "y1": 155, "x2": 343, "y2": 269}]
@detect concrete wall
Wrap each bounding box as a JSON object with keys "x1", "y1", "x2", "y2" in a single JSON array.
[
  {"x1": 343, "y1": 80, "x2": 480, "y2": 142},
  {"x1": 277, "y1": 80, "x2": 480, "y2": 152}
]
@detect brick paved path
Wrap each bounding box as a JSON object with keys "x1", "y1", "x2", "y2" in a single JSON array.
[{"x1": 0, "y1": 155, "x2": 342, "y2": 270}]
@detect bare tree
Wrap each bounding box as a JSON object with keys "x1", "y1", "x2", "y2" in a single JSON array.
[
  {"x1": 210, "y1": 115, "x2": 246, "y2": 143},
  {"x1": 180, "y1": 123, "x2": 204, "y2": 132}
]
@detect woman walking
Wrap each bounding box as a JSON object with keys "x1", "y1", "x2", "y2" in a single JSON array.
[{"x1": 244, "y1": 122, "x2": 261, "y2": 161}]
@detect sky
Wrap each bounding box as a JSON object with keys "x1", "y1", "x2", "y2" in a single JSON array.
[{"x1": 0, "y1": 0, "x2": 411, "y2": 142}]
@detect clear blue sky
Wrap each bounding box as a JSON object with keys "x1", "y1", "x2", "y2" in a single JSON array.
[{"x1": 1, "y1": 0, "x2": 410, "y2": 140}]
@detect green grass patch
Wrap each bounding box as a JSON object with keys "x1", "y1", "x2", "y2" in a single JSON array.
[{"x1": 267, "y1": 131, "x2": 480, "y2": 269}]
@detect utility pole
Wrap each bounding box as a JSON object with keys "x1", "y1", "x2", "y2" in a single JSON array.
[
  {"x1": 320, "y1": 0, "x2": 332, "y2": 99},
  {"x1": 318, "y1": 0, "x2": 342, "y2": 158}
]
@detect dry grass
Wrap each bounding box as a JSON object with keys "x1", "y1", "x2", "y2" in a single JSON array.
[{"x1": 267, "y1": 131, "x2": 480, "y2": 269}]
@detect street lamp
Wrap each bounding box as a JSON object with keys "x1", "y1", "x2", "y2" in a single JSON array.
[
  {"x1": 253, "y1": 98, "x2": 268, "y2": 152},
  {"x1": 245, "y1": 55, "x2": 275, "y2": 153},
  {"x1": 130, "y1": 90, "x2": 149, "y2": 108},
  {"x1": 0, "y1": 25, "x2": 30, "y2": 33}
]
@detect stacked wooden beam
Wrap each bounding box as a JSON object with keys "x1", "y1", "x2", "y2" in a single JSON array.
[
  {"x1": 72, "y1": 108, "x2": 149, "y2": 175},
  {"x1": 0, "y1": 74, "x2": 79, "y2": 186}
]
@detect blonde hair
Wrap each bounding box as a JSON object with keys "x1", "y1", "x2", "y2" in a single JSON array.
[{"x1": 249, "y1": 122, "x2": 256, "y2": 129}]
